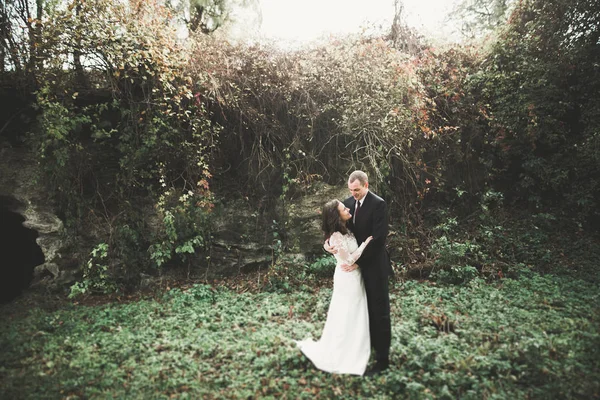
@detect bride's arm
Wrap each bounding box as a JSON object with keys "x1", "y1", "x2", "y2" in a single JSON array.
[
  {"x1": 331, "y1": 233, "x2": 373, "y2": 266},
  {"x1": 347, "y1": 236, "x2": 373, "y2": 264}
]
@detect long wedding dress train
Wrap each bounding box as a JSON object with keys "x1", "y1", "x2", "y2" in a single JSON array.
[{"x1": 296, "y1": 232, "x2": 370, "y2": 375}]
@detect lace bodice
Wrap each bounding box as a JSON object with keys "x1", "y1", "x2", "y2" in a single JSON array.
[{"x1": 329, "y1": 231, "x2": 368, "y2": 266}]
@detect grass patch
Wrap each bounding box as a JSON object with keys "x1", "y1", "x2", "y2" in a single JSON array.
[{"x1": 1, "y1": 271, "x2": 599, "y2": 399}]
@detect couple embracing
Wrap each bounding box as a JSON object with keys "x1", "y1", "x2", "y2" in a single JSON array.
[{"x1": 296, "y1": 170, "x2": 393, "y2": 376}]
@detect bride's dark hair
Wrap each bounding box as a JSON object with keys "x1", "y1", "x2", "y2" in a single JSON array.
[{"x1": 322, "y1": 199, "x2": 348, "y2": 239}]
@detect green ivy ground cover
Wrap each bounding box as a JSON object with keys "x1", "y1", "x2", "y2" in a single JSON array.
[{"x1": 1, "y1": 272, "x2": 599, "y2": 399}]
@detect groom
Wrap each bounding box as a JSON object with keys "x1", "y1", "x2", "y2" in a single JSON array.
[{"x1": 328, "y1": 170, "x2": 393, "y2": 375}]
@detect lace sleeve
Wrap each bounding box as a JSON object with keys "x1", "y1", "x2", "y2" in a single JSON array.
[{"x1": 330, "y1": 232, "x2": 369, "y2": 265}]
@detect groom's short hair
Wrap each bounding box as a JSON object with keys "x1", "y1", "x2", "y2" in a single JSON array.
[{"x1": 349, "y1": 170, "x2": 368, "y2": 186}]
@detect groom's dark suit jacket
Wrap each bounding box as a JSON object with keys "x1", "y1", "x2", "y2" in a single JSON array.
[{"x1": 344, "y1": 191, "x2": 393, "y2": 278}]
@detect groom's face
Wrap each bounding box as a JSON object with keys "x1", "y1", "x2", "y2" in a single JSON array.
[{"x1": 348, "y1": 179, "x2": 368, "y2": 201}]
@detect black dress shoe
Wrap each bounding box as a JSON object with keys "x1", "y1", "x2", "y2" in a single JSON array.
[{"x1": 364, "y1": 361, "x2": 389, "y2": 377}]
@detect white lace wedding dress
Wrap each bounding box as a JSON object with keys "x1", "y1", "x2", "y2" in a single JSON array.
[{"x1": 296, "y1": 231, "x2": 370, "y2": 375}]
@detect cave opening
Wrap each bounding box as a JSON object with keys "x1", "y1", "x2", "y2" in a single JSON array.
[{"x1": 0, "y1": 196, "x2": 45, "y2": 303}]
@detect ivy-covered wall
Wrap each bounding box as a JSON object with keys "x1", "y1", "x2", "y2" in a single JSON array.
[{"x1": 1, "y1": 0, "x2": 598, "y2": 293}]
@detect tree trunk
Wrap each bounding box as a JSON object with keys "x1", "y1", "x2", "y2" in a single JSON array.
[
  {"x1": 34, "y1": 0, "x2": 43, "y2": 74},
  {"x1": 0, "y1": 1, "x2": 5, "y2": 74},
  {"x1": 23, "y1": 0, "x2": 43, "y2": 86},
  {"x1": 0, "y1": 1, "x2": 24, "y2": 77},
  {"x1": 73, "y1": 0, "x2": 88, "y2": 88}
]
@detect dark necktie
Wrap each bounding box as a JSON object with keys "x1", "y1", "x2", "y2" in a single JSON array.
[{"x1": 354, "y1": 200, "x2": 361, "y2": 223}]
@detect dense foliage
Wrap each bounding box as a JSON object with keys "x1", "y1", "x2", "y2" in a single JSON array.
[
  {"x1": 26, "y1": 0, "x2": 219, "y2": 292},
  {"x1": 192, "y1": 36, "x2": 427, "y2": 207},
  {"x1": 0, "y1": 0, "x2": 598, "y2": 288},
  {"x1": 481, "y1": 0, "x2": 600, "y2": 223}
]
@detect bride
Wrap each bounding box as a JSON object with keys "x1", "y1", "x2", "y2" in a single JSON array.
[{"x1": 296, "y1": 199, "x2": 372, "y2": 375}]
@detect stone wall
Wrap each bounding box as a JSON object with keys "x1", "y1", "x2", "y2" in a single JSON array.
[
  {"x1": 0, "y1": 143, "x2": 352, "y2": 289},
  {"x1": 207, "y1": 182, "x2": 349, "y2": 276}
]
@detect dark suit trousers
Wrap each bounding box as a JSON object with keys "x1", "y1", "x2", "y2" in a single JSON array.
[{"x1": 363, "y1": 273, "x2": 391, "y2": 362}]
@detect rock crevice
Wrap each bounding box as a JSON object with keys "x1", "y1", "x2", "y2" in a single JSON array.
[{"x1": 0, "y1": 147, "x2": 68, "y2": 297}]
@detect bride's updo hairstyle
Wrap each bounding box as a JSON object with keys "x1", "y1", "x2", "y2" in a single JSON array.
[{"x1": 322, "y1": 199, "x2": 349, "y2": 240}]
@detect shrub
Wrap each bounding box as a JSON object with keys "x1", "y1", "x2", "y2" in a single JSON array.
[
  {"x1": 31, "y1": 0, "x2": 218, "y2": 288},
  {"x1": 69, "y1": 243, "x2": 116, "y2": 297},
  {"x1": 481, "y1": 0, "x2": 600, "y2": 224}
]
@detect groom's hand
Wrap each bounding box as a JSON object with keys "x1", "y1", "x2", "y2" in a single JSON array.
[
  {"x1": 340, "y1": 263, "x2": 358, "y2": 272},
  {"x1": 323, "y1": 240, "x2": 338, "y2": 255}
]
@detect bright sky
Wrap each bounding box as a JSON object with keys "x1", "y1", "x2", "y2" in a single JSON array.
[{"x1": 230, "y1": 0, "x2": 461, "y2": 47}]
